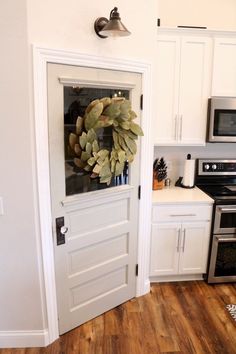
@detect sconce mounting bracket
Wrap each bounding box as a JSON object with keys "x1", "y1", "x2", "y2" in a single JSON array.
[{"x1": 94, "y1": 17, "x2": 109, "y2": 38}]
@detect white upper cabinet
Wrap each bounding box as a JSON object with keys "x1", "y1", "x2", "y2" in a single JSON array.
[
  {"x1": 212, "y1": 37, "x2": 236, "y2": 97},
  {"x1": 155, "y1": 33, "x2": 212, "y2": 146}
]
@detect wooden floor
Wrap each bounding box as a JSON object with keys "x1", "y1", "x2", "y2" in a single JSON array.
[{"x1": 1, "y1": 281, "x2": 236, "y2": 354}]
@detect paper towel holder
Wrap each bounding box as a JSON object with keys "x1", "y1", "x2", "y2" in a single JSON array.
[
  {"x1": 175, "y1": 177, "x2": 195, "y2": 189},
  {"x1": 175, "y1": 154, "x2": 196, "y2": 189}
]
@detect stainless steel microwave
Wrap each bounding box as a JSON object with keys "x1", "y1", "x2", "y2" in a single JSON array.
[{"x1": 208, "y1": 96, "x2": 236, "y2": 142}]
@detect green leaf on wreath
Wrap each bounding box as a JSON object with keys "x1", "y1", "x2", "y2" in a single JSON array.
[
  {"x1": 112, "y1": 131, "x2": 120, "y2": 150},
  {"x1": 81, "y1": 151, "x2": 91, "y2": 162},
  {"x1": 115, "y1": 161, "x2": 125, "y2": 176},
  {"x1": 79, "y1": 132, "x2": 87, "y2": 149},
  {"x1": 84, "y1": 102, "x2": 103, "y2": 131},
  {"x1": 118, "y1": 150, "x2": 126, "y2": 163},
  {"x1": 130, "y1": 121, "x2": 143, "y2": 136},
  {"x1": 120, "y1": 121, "x2": 130, "y2": 130},
  {"x1": 85, "y1": 99, "x2": 100, "y2": 115},
  {"x1": 97, "y1": 149, "x2": 109, "y2": 159},
  {"x1": 92, "y1": 140, "x2": 99, "y2": 153},
  {"x1": 87, "y1": 129, "x2": 97, "y2": 143},
  {"x1": 124, "y1": 135, "x2": 137, "y2": 154},
  {"x1": 130, "y1": 110, "x2": 137, "y2": 120},
  {"x1": 74, "y1": 143, "x2": 82, "y2": 156},
  {"x1": 126, "y1": 130, "x2": 138, "y2": 140},
  {"x1": 100, "y1": 97, "x2": 111, "y2": 109},
  {"x1": 120, "y1": 100, "x2": 131, "y2": 113},
  {"x1": 85, "y1": 142, "x2": 92, "y2": 155},
  {"x1": 93, "y1": 163, "x2": 102, "y2": 174},
  {"x1": 111, "y1": 159, "x2": 116, "y2": 173},
  {"x1": 103, "y1": 102, "x2": 121, "y2": 119},
  {"x1": 87, "y1": 156, "x2": 97, "y2": 166},
  {"x1": 76, "y1": 116, "x2": 84, "y2": 135},
  {"x1": 69, "y1": 133, "x2": 78, "y2": 150}
]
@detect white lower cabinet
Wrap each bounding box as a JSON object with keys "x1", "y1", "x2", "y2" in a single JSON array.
[{"x1": 150, "y1": 205, "x2": 211, "y2": 278}]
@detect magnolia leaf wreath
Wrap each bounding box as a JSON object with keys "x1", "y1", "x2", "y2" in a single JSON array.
[{"x1": 68, "y1": 97, "x2": 144, "y2": 185}]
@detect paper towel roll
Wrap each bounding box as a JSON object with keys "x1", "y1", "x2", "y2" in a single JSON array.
[{"x1": 182, "y1": 159, "x2": 195, "y2": 187}]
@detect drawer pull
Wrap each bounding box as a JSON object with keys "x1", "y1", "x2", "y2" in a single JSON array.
[{"x1": 170, "y1": 214, "x2": 196, "y2": 217}]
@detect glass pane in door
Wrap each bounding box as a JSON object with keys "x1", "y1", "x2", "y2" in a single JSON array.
[{"x1": 64, "y1": 86, "x2": 129, "y2": 196}]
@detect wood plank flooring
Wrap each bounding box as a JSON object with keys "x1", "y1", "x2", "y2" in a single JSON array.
[{"x1": 1, "y1": 281, "x2": 236, "y2": 354}]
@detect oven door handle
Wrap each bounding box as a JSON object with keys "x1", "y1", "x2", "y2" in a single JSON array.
[
  {"x1": 216, "y1": 235, "x2": 236, "y2": 242},
  {"x1": 219, "y1": 207, "x2": 236, "y2": 212}
]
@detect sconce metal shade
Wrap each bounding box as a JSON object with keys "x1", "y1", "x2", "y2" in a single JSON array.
[{"x1": 94, "y1": 7, "x2": 131, "y2": 38}]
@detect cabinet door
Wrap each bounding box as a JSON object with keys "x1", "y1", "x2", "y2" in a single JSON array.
[
  {"x1": 154, "y1": 36, "x2": 180, "y2": 145},
  {"x1": 178, "y1": 222, "x2": 211, "y2": 274},
  {"x1": 178, "y1": 37, "x2": 212, "y2": 145},
  {"x1": 212, "y1": 37, "x2": 236, "y2": 97},
  {"x1": 150, "y1": 223, "x2": 180, "y2": 276}
]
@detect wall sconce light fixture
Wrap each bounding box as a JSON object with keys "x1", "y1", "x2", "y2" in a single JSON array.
[{"x1": 94, "y1": 7, "x2": 131, "y2": 39}]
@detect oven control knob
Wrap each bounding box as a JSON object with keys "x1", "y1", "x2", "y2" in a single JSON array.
[
  {"x1": 204, "y1": 164, "x2": 210, "y2": 170},
  {"x1": 212, "y1": 164, "x2": 217, "y2": 170}
]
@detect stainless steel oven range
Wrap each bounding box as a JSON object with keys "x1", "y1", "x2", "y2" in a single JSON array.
[{"x1": 196, "y1": 159, "x2": 236, "y2": 283}]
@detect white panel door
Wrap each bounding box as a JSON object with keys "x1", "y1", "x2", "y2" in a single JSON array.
[
  {"x1": 178, "y1": 222, "x2": 211, "y2": 274},
  {"x1": 150, "y1": 223, "x2": 180, "y2": 276},
  {"x1": 47, "y1": 63, "x2": 141, "y2": 334}
]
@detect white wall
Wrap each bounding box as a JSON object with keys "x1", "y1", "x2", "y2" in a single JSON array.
[
  {"x1": 0, "y1": 0, "x2": 45, "y2": 333},
  {"x1": 158, "y1": 0, "x2": 236, "y2": 30},
  {"x1": 27, "y1": 0, "x2": 158, "y2": 61},
  {"x1": 0, "y1": 0, "x2": 159, "y2": 346},
  {"x1": 1, "y1": 0, "x2": 236, "y2": 347},
  {"x1": 154, "y1": 144, "x2": 236, "y2": 183}
]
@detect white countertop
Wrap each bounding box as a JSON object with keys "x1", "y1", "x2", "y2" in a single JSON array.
[{"x1": 152, "y1": 186, "x2": 214, "y2": 205}]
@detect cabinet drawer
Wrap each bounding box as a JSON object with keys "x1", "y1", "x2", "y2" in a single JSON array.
[{"x1": 152, "y1": 205, "x2": 212, "y2": 223}]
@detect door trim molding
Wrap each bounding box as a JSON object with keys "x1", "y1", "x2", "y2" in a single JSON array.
[{"x1": 33, "y1": 46, "x2": 152, "y2": 345}]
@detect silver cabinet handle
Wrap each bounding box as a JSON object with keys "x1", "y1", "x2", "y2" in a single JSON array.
[
  {"x1": 177, "y1": 229, "x2": 181, "y2": 252},
  {"x1": 182, "y1": 229, "x2": 186, "y2": 252},
  {"x1": 179, "y1": 115, "x2": 183, "y2": 141},
  {"x1": 60, "y1": 226, "x2": 68, "y2": 234},
  {"x1": 170, "y1": 214, "x2": 196, "y2": 217}
]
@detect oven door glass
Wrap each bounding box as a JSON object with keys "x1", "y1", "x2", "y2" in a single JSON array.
[
  {"x1": 214, "y1": 236, "x2": 236, "y2": 277},
  {"x1": 214, "y1": 205, "x2": 236, "y2": 234},
  {"x1": 214, "y1": 109, "x2": 236, "y2": 136}
]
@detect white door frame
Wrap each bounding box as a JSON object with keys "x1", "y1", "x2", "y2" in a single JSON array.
[{"x1": 33, "y1": 46, "x2": 152, "y2": 345}]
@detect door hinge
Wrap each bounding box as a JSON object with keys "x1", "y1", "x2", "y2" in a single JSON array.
[
  {"x1": 136, "y1": 264, "x2": 139, "y2": 276},
  {"x1": 140, "y1": 94, "x2": 143, "y2": 110},
  {"x1": 138, "y1": 185, "x2": 141, "y2": 200}
]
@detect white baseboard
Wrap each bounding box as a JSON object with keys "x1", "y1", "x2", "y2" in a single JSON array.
[
  {"x1": 0, "y1": 329, "x2": 49, "y2": 348},
  {"x1": 150, "y1": 274, "x2": 204, "y2": 283}
]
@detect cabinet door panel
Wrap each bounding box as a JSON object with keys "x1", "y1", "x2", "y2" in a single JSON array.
[
  {"x1": 150, "y1": 223, "x2": 180, "y2": 276},
  {"x1": 179, "y1": 37, "x2": 212, "y2": 145},
  {"x1": 212, "y1": 37, "x2": 236, "y2": 96},
  {"x1": 155, "y1": 36, "x2": 180, "y2": 144},
  {"x1": 179, "y1": 222, "x2": 211, "y2": 274}
]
